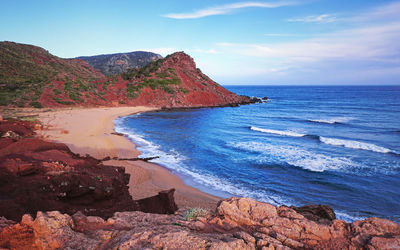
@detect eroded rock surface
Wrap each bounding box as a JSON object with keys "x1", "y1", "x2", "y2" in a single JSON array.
[
  {"x1": 1, "y1": 197, "x2": 399, "y2": 249},
  {"x1": 0, "y1": 120, "x2": 178, "y2": 222}
]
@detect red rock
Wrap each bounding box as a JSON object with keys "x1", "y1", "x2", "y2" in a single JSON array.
[
  {"x1": 203, "y1": 198, "x2": 400, "y2": 249},
  {"x1": 0, "y1": 120, "x2": 178, "y2": 222},
  {"x1": 2, "y1": 42, "x2": 251, "y2": 108},
  {"x1": 1, "y1": 199, "x2": 400, "y2": 250},
  {"x1": 135, "y1": 189, "x2": 178, "y2": 214}
]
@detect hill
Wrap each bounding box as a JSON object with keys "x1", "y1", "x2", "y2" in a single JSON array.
[
  {"x1": 77, "y1": 51, "x2": 162, "y2": 76},
  {"x1": 0, "y1": 41, "x2": 250, "y2": 108},
  {"x1": 0, "y1": 41, "x2": 105, "y2": 107}
]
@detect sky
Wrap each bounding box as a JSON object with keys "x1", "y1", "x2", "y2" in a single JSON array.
[{"x1": 1, "y1": 0, "x2": 400, "y2": 85}]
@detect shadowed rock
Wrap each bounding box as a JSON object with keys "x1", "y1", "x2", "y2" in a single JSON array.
[
  {"x1": 136, "y1": 189, "x2": 178, "y2": 214},
  {"x1": 291, "y1": 204, "x2": 336, "y2": 224}
]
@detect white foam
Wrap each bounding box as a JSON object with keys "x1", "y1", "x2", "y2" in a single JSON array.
[
  {"x1": 251, "y1": 126, "x2": 305, "y2": 137},
  {"x1": 229, "y1": 141, "x2": 358, "y2": 172},
  {"x1": 309, "y1": 117, "x2": 353, "y2": 124},
  {"x1": 115, "y1": 118, "x2": 290, "y2": 206},
  {"x1": 335, "y1": 211, "x2": 365, "y2": 222},
  {"x1": 320, "y1": 137, "x2": 393, "y2": 154}
]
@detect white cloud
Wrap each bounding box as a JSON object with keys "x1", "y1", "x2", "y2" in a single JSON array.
[
  {"x1": 288, "y1": 14, "x2": 337, "y2": 23},
  {"x1": 163, "y1": 1, "x2": 296, "y2": 19},
  {"x1": 218, "y1": 22, "x2": 400, "y2": 63},
  {"x1": 215, "y1": 18, "x2": 400, "y2": 83}
]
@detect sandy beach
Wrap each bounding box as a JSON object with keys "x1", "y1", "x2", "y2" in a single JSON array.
[{"x1": 36, "y1": 106, "x2": 220, "y2": 209}]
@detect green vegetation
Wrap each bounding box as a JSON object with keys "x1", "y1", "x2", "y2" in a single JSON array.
[
  {"x1": 122, "y1": 59, "x2": 182, "y2": 99},
  {"x1": 178, "y1": 87, "x2": 189, "y2": 94},
  {"x1": 19, "y1": 115, "x2": 39, "y2": 122},
  {"x1": 29, "y1": 101, "x2": 43, "y2": 108},
  {"x1": 52, "y1": 97, "x2": 73, "y2": 105},
  {"x1": 121, "y1": 58, "x2": 165, "y2": 81},
  {"x1": 0, "y1": 42, "x2": 102, "y2": 107},
  {"x1": 142, "y1": 78, "x2": 180, "y2": 89},
  {"x1": 125, "y1": 76, "x2": 181, "y2": 98},
  {"x1": 183, "y1": 208, "x2": 207, "y2": 221},
  {"x1": 53, "y1": 89, "x2": 61, "y2": 95}
]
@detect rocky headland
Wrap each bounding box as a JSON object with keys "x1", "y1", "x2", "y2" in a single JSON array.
[{"x1": 0, "y1": 41, "x2": 250, "y2": 108}]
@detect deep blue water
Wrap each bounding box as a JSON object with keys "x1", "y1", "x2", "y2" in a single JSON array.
[{"x1": 115, "y1": 86, "x2": 400, "y2": 222}]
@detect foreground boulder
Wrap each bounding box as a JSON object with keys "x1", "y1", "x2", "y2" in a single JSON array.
[
  {"x1": 1, "y1": 197, "x2": 399, "y2": 249},
  {"x1": 204, "y1": 198, "x2": 400, "y2": 249}
]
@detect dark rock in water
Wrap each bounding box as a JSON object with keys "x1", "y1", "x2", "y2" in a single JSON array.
[
  {"x1": 249, "y1": 97, "x2": 262, "y2": 103},
  {"x1": 291, "y1": 204, "x2": 336, "y2": 224},
  {"x1": 262, "y1": 96, "x2": 268, "y2": 100}
]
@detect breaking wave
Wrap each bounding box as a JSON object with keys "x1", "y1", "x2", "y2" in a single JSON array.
[
  {"x1": 228, "y1": 141, "x2": 359, "y2": 173},
  {"x1": 319, "y1": 137, "x2": 396, "y2": 154},
  {"x1": 250, "y1": 126, "x2": 397, "y2": 155},
  {"x1": 250, "y1": 126, "x2": 305, "y2": 137},
  {"x1": 115, "y1": 117, "x2": 290, "y2": 206},
  {"x1": 308, "y1": 117, "x2": 354, "y2": 124}
]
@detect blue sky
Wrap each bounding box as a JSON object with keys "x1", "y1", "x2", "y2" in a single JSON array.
[{"x1": 1, "y1": 0, "x2": 399, "y2": 85}]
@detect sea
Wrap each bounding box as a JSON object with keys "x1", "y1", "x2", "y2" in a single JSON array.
[{"x1": 115, "y1": 85, "x2": 400, "y2": 222}]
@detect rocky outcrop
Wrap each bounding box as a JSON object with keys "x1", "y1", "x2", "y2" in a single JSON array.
[
  {"x1": 115, "y1": 51, "x2": 251, "y2": 108},
  {"x1": 0, "y1": 120, "x2": 178, "y2": 222},
  {"x1": 202, "y1": 198, "x2": 400, "y2": 249},
  {"x1": 1, "y1": 197, "x2": 399, "y2": 249},
  {"x1": 77, "y1": 51, "x2": 162, "y2": 76}
]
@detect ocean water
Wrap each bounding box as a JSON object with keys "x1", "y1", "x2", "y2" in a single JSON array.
[{"x1": 115, "y1": 86, "x2": 400, "y2": 222}]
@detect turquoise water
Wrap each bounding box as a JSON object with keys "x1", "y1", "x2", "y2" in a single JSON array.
[{"x1": 115, "y1": 86, "x2": 400, "y2": 222}]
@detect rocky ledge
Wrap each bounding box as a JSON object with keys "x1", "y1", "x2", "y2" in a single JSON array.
[
  {"x1": 1, "y1": 197, "x2": 399, "y2": 249},
  {"x1": 0, "y1": 119, "x2": 177, "y2": 222}
]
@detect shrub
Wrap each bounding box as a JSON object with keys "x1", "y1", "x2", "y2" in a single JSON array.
[
  {"x1": 183, "y1": 208, "x2": 207, "y2": 221},
  {"x1": 53, "y1": 97, "x2": 73, "y2": 105},
  {"x1": 178, "y1": 87, "x2": 189, "y2": 94},
  {"x1": 161, "y1": 86, "x2": 175, "y2": 94},
  {"x1": 29, "y1": 101, "x2": 43, "y2": 108}
]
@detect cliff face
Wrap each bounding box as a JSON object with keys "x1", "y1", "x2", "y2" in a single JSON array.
[
  {"x1": 0, "y1": 42, "x2": 250, "y2": 108},
  {"x1": 77, "y1": 51, "x2": 162, "y2": 76},
  {"x1": 121, "y1": 52, "x2": 250, "y2": 108}
]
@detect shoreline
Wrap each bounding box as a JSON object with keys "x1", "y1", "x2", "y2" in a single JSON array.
[{"x1": 36, "y1": 106, "x2": 221, "y2": 210}]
